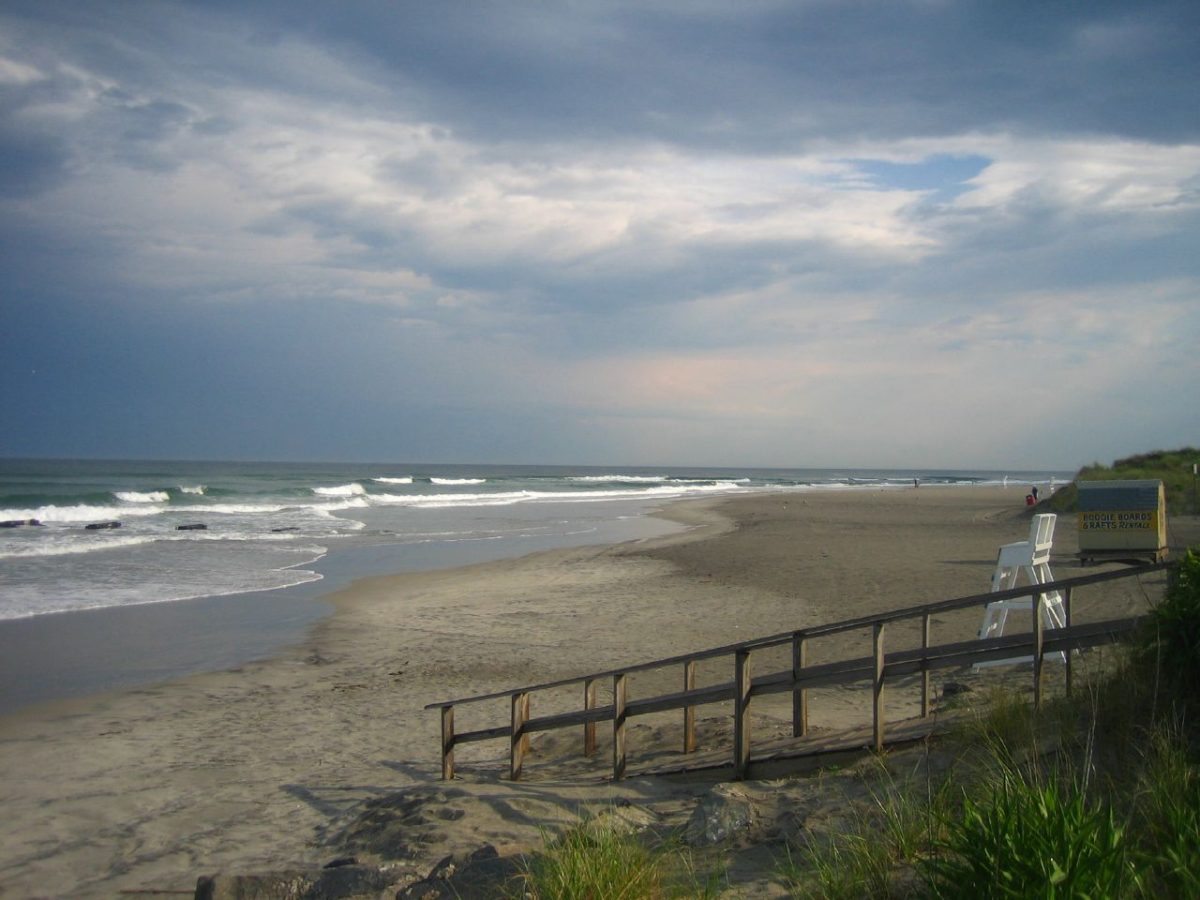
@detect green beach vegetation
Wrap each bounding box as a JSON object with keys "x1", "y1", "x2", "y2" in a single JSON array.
[
  {"x1": 1044, "y1": 447, "x2": 1200, "y2": 516},
  {"x1": 510, "y1": 816, "x2": 728, "y2": 900},
  {"x1": 510, "y1": 549, "x2": 1200, "y2": 898},
  {"x1": 780, "y1": 549, "x2": 1200, "y2": 898}
]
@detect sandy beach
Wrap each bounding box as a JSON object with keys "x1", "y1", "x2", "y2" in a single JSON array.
[{"x1": 0, "y1": 486, "x2": 1183, "y2": 898}]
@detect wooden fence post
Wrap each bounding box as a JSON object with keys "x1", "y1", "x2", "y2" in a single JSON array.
[
  {"x1": 921, "y1": 613, "x2": 931, "y2": 718},
  {"x1": 510, "y1": 692, "x2": 530, "y2": 781},
  {"x1": 440, "y1": 705, "x2": 455, "y2": 781},
  {"x1": 683, "y1": 659, "x2": 697, "y2": 754},
  {"x1": 1063, "y1": 587, "x2": 1073, "y2": 697},
  {"x1": 1032, "y1": 593, "x2": 1045, "y2": 711},
  {"x1": 734, "y1": 649, "x2": 752, "y2": 780},
  {"x1": 613, "y1": 673, "x2": 627, "y2": 780},
  {"x1": 873, "y1": 622, "x2": 886, "y2": 752},
  {"x1": 583, "y1": 678, "x2": 597, "y2": 757},
  {"x1": 792, "y1": 632, "x2": 808, "y2": 738}
]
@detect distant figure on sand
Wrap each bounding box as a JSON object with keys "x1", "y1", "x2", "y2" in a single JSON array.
[
  {"x1": 913, "y1": 478, "x2": 919, "y2": 488},
  {"x1": 1031, "y1": 485, "x2": 1039, "y2": 502}
]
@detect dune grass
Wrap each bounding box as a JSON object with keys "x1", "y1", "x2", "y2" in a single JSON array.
[
  {"x1": 922, "y1": 765, "x2": 1134, "y2": 898},
  {"x1": 778, "y1": 546, "x2": 1200, "y2": 900},
  {"x1": 775, "y1": 674, "x2": 1200, "y2": 898},
  {"x1": 513, "y1": 820, "x2": 664, "y2": 899},
  {"x1": 776, "y1": 759, "x2": 954, "y2": 899},
  {"x1": 1044, "y1": 446, "x2": 1200, "y2": 515},
  {"x1": 510, "y1": 813, "x2": 727, "y2": 899}
]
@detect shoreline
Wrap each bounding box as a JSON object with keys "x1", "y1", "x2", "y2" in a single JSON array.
[
  {"x1": 0, "y1": 498, "x2": 690, "y2": 715},
  {"x1": 1, "y1": 484, "x2": 1169, "y2": 897}
]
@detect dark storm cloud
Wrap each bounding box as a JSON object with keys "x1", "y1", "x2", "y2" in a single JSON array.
[
  {"x1": 164, "y1": 0, "x2": 1200, "y2": 147},
  {"x1": 0, "y1": 127, "x2": 68, "y2": 197},
  {"x1": 3, "y1": 0, "x2": 1196, "y2": 192}
]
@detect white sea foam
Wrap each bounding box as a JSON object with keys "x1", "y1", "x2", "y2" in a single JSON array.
[
  {"x1": 306, "y1": 507, "x2": 367, "y2": 528},
  {"x1": 368, "y1": 489, "x2": 532, "y2": 507},
  {"x1": 560, "y1": 481, "x2": 744, "y2": 501},
  {"x1": 368, "y1": 481, "x2": 742, "y2": 509},
  {"x1": 0, "y1": 534, "x2": 159, "y2": 559},
  {"x1": 179, "y1": 485, "x2": 206, "y2": 495},
  {"x1": 373, "y1": 476, "x2": 413, "y2": 484},
  {"x1": 174, "y1": 502, "x2": 290, "y2": 515},
  {"x1": 568, "y1": 475, "x2": 668, "y2": 483},
  {"x1": 0, "y1": 560, "x2": 326, "y2": 621},
  {"x1": 430, "y1": 477, "x2": 486, "y2": 485},
  {"x1": 161, "y1": 498, "x2": 369, "y2": 515},
  {"x1": 0, "y1": 504, "x2": 166, "y2": 523},
  {"x1": 114, "y1": 490, "x2": 169, "y2": 503},
  {"x1": 667, "y1": 480, "x2": 748, "y2": 487},
  {"x1": 312, "y1": 482, "x2": 367, "y2": 497}
]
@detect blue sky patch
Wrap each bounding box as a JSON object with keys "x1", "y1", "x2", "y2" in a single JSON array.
[{"x1": 850, "y1": 155, "x2": 992, "y2": 202}]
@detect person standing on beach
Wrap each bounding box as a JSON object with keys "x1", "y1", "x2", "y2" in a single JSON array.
[{"x1": 1031, "y1": 485, "x2": 1039, "y2": 502}]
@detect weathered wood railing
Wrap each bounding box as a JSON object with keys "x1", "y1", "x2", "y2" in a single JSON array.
[{"x1": 427, "y1": 561, "x2": 1170, "y2": 781}]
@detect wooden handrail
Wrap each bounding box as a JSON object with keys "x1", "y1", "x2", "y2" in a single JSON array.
[
  {"x1": 425, "y1": 561, "x2": 1167, "y2": 710},
  {"x1": 428, "y1": 560, "x2": 1170, "y2": 781}
]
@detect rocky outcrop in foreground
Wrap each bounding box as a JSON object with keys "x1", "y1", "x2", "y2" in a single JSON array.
[{"x1": 194, "y1": 845, "x2": 519, "y2": 899}]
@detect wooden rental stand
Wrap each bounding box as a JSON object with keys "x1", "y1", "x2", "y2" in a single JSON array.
[{"x1": 1077, "y1": 480, "x2": 1169, "y2": 566}]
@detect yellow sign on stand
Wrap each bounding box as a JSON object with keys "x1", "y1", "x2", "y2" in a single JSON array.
[
  {"x1": 1077, "y1": 480, "x2": 1167, "y2": 564},
  {"x1": 1078, "y1": 510, "x2": 1156, "y2": 531}
]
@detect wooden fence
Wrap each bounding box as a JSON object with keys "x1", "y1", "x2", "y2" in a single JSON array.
[{"x1": 427, "y1": 561, "x2": 1170, "y2": 782}]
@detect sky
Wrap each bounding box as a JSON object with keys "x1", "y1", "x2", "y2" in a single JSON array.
[{"x1": 1, "y1": 0, "x2": 1197, "y2": 470}]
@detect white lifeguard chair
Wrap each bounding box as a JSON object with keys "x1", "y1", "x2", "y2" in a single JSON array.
[{"x1": 976, "y1": 513, "x2": 1066, "y2": 666}]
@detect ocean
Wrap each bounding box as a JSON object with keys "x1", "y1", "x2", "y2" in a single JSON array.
[{"x1": 0, "y1": 459, "x2": 1068, "y2": 712}]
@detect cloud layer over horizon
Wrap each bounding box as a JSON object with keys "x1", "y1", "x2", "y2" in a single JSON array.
[{"x1": 2, "y1": 1, "x2": 1197, "y2": 469}]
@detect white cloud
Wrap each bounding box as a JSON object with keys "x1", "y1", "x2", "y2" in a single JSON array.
[
  {"x1": 426, "y1": 276, "x2": 1198, "y2": 467},
  {"x1": 952, "y1": 138, "x2": 1200, "y2": 215},
  {"x1": 0, "y1": 55, "x2": 44, "y2": 85}
]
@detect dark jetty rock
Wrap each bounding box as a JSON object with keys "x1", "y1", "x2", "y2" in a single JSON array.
[
  {"x1": 1, "y1": 518, "x2": 42, "y2": 528},
  {"x1": 271, "y1": 526, "x2": 300, "y2": 533},
  {"x1": 84, "y1": 521, "x2": 122, "y2": 530},
  {"x1": 686, "y1": 785, "x2": 757, "y2": 847},
  {"x1": 177, "y1": 523, "x2": 208, "y2": 531},
  {"x1": 194, "y1": 862, "x2": 401, "y2": 899},
  {"x1": 399, "y1": 845, "x2": 518, "y2": 898}
]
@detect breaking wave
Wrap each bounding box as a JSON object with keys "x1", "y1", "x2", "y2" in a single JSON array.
[
  {"x1": 369, "y1": 481, "x2": 743, "y2": 509},
  {"x1": 312, "y1": 483, "x2": 367, "y2": 497},
  {"x1": 0, "y1": 504, "x2": 167, "y2": 524},
  {"x1": 568, "y1": 475, "x2": 667, "y2": 483},
  {"x1": 114, "y1": 490, "x2": 169, "y2": 503}
]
